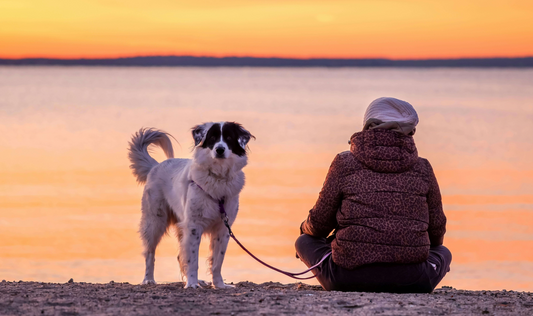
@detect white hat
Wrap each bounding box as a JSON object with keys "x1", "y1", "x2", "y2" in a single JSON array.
[{"x1": 363, "y1": 97, "x2": 419, "y2": 127}]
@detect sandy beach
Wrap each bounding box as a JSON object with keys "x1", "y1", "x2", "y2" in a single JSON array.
[{"x1": 1, "y1": 280, "x2": 532, "y2": 315}]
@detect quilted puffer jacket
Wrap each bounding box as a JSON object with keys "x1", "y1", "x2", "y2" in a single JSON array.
[{"x1": 301, "y1": 129, "x2": 446, "y2": 269}]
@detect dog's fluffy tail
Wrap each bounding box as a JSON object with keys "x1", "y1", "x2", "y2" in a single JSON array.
[{"x1": 128, "y1": 128, "x2": 174, "y2": 184}]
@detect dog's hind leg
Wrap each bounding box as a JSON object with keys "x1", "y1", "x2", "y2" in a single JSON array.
[
  {"x1": 208, "y1": 223, "x2": 233, "y2": 289},
  {"x1": 139, "y1": 189, "x2": 169, "y2": 285}
]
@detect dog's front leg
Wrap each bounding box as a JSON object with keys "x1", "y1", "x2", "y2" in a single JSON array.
[
  {"x1": 181, "y1": 224, "x2": 204, "y2": 289},
  {"x1": 209, "y1": 224, "x2": 233, "y2": 289}
]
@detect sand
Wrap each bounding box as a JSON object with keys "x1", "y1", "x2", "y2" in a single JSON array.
[{"x1": 1, "y1": 280, "x2": 532, "y2": 315}]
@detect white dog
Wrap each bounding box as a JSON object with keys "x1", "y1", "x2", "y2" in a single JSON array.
[{"x1": 128, "y1": 122, "x2": 254, "y2": 288}]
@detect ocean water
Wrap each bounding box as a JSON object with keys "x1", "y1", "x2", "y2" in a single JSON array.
[{"x1": 1, "y1": 67, "x2": 532, "y2": 291}]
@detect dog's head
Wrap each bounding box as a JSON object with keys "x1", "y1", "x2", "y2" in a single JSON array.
[{"x1": 191, "y1": 122, "x2": 254, "y2": 171}]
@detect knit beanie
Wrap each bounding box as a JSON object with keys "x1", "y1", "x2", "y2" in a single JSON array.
[
  {"x1": 363, "y1": 97, "x2": 418, "y2": 126},
  {"x1": 362, "y1": 97, "x2": 419, "y2": 135}
]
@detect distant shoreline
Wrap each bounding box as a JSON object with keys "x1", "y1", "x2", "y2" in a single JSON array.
[{"x1": 1, "y1": 56, "x2": 533, "y2": 68}]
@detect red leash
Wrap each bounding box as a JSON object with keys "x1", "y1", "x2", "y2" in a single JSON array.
[{"x1": 191, "y1": 180, "x2": 331, "y2": 280}]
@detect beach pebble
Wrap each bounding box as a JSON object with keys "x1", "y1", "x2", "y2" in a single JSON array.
[{"x1": 68, "y1": 278, "x2": 74, "y2": 283}]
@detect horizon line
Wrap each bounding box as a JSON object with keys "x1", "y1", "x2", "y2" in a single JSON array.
[
  {"x1": 2, "y1": 55, "x2": 533, "y2": 61},
  {"x1": 1, "y1": 55, "x2": 533, "y2": 68}
]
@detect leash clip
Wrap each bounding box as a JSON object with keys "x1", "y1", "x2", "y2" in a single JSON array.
[{"x1": 223, "y1": 215, "x2": 233, "y2": 235}]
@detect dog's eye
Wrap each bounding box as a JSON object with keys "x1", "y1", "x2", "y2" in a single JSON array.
[{"x1": 226, "y1": 136, "x2": 232, "y2": 141}]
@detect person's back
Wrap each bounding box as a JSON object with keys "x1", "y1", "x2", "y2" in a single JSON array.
[{"x1": 296, "y1": 97, "x2": 451, "y2": 293}]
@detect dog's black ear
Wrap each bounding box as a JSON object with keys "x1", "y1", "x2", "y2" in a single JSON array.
[
  {"x1": 191, "y1": 123, "x2": 212, "y2": 147},
  {"x1": 237, "y1": 126, "x2": 255, "y2": 149}
]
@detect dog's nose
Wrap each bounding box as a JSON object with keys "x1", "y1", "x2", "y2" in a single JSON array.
[{"x1": 216, "y1": 147, "x2": 225, "y2": 156}]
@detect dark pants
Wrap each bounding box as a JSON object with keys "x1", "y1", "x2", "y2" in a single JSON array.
[{"x1": 295, "y1": 234, "x2": 452, "y2": 293}]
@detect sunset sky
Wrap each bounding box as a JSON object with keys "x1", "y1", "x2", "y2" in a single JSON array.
[{"x1": 1, "y1": 0, "x2": 533, "y2": 59}]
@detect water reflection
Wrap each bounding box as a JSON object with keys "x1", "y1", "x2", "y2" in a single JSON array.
[{"x1": 0, "y1": 67, "x2": 532, "y2": 290}]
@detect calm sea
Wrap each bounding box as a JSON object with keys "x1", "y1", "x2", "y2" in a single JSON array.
[{"x1": 1, "y1": 67, "x2": 532, "y2": 290}]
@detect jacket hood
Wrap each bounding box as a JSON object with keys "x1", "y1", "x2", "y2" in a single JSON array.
[{"x1": 350, "y1": 129, "x2": 418, "y2": 173}]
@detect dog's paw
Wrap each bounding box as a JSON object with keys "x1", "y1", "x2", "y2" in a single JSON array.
[
  {"x1": 142, "y1": 279, "x2": 157, "y2": 285},
  {"x1": 213, "y1": 282, "x2": 235, "y2": 289},
  {"x1": 184, "y1": 282, "x2": 201, "y2": 289}
]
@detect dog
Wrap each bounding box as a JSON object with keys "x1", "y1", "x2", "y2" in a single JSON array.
[{"x1": 128, "y1": 122, "x2": 254, "y2": 288}]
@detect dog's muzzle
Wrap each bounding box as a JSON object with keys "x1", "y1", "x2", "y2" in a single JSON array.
[{"x1": 215, "y1": 146, "x2": 226, "y2": 159}]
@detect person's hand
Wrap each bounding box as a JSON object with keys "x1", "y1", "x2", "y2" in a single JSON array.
[{"x1": 296, "y1": 222, "x2": 305, "y2": 259}]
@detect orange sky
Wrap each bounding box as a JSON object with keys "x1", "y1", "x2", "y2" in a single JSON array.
[{"x1": 1, "y1": 0, "x2": 533, "y2": 59}]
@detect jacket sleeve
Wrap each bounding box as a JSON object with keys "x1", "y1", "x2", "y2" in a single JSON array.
[
  {"x1": 425, "y1": 160, "x2": 447, "y2": 246},
  {"x1": 301, "y1": 154, "x2": 344, "y2": 238}
]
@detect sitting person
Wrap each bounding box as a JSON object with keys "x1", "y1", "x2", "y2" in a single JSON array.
[{"x1": 296, "y1": 97, "x2": 451, "y2": 293}]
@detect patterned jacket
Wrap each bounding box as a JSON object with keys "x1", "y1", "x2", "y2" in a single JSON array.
[{"x1": 301, "y1": 129, "x2": 446, "y2": 269}]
